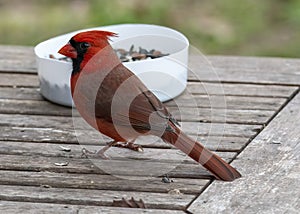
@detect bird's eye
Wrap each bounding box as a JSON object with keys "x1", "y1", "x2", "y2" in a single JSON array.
[{"x1": 79, "y1": 42, "x2": 90, "y2": 50}]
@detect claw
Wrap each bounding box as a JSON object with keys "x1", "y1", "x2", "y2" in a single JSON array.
[
  {"x1": 137, "y1": 147, "x2": 144, "y2": 153},
  {"x1": 113, "y1": 142, "x2": 144, "y2": 152},
  {"x1": 80, "y1": 140, "x2": 142, "y2": 159}
]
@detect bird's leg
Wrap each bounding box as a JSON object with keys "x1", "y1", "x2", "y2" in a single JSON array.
[
  {"x1": 81, "y1": 140, "x2": 117, "y2": 159},
  {"x1": 112, "y1": 141, "x2": 144, "y2": 152}
]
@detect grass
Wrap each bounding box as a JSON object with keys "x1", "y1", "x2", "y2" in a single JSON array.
[{"x1": 0, "y1": 0, "x2": 299, "y2": 57}]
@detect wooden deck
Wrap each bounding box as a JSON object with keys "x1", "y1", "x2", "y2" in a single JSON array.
[{"x1": 0, "y1": 45, "x2": 299, "y2": 213}]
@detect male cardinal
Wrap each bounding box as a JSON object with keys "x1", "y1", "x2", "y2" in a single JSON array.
[{"x1": 58, "y1": 30, "x2": 241, "y2": 181}]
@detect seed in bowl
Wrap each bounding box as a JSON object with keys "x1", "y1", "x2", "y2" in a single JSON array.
[
  {"x1": 49, "y1": 54, "x2": 72, "y2": 62},
  {"x1": 114, "y1": 45, "x2": 169, "y2": 62}
]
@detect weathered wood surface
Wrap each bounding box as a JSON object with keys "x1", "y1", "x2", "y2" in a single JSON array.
[
  {"x1": 1, "y1": 79, "x2": 298, "y2": 98},
  {"x1": 0, "y1": 184, "x2": 197, "y2": 211},
  {"x1": 188, "y1": 92, "x2": 300, "y2": 214},
  {"x1": 167, "y1": 94, "x2": 286, "y2": 110},
  {"x1": 0, "y1": 85, "x2": 289, "y2": 111},
  {"x1": 0, "y1": 184, "x2": 194, "y2": 210},
  {"x1": 0, "y1": 87, "x2": 43, "y2": 100},
  {"x1": 0, "y1": 104, "x2": 273, "y2": 128},
  {"x1": 0, "y1": 129, "x2": 249, "y2": 150},
  {"x1": 0, "y1": 45, "x2": 36, "y2": 73},
  {"x1": 169, "y1": 107, "x2": 274, "y2": 124},
  {"x1": 0, "y1": 201, "x2": 186, "y2": 214},
  {"x1": 187, "y1": 82, "x2": 298, "y2": 97},
  {"x1": 0, "y1": 45, "x2": 299, "y2": 213},
  {"x1": 0, "y1": 113, "x2": 260, "y2": 136},
  {"x1": 0, "y1": 73, "x2": 38, "y2": 87},
  {"x1": 0, "y1": 139, "x2": 236, "y2": 163},
  {"x1": 189, "y1": 55, "x2": 300, "y2": 85},
  {"x1": 0, "y1": 153, "x2": 215, "y2": 179},
  {"x1": 0, "y1": 99, "x2": 275, "y2": 124},
  {"x1": 0, "y1": 170, "x2": 208, "y2": 195},
  {"x1": 0, "y1": 126, "x2": 250, "y2": 151}
]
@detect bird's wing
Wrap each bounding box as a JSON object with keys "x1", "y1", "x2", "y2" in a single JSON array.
[
  {"x1": 117, "y1": 86, "x2": 175, "y2": 133},
  {"x1": 94, "y1": 65, "x2": 178, "y2": 133}
]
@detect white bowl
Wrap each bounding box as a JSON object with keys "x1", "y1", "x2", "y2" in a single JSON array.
[{"x1": 34, "y1": 24, "x2": 189, "y2": 107}]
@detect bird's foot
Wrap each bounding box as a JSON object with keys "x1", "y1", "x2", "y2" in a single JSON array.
[{"x1": 112, "y1": 142, "x2": 144, "y2": 152}]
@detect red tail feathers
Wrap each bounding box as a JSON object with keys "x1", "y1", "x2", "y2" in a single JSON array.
[{"x1": 162, "y1": 124, "x2": 241, "y2": 181}]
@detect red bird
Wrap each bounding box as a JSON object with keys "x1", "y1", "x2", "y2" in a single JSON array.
[{"x1": 58, "y1": 30, "x2": 241, "y2": 181}]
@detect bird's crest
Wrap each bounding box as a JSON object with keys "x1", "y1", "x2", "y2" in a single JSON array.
[{"x1": 72, "y1": 30, "x2": 118, "y2": 45}]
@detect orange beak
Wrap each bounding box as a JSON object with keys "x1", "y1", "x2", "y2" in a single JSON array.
[{"x1": 58, "y1": 43, "x2": 77, "y2": 59}]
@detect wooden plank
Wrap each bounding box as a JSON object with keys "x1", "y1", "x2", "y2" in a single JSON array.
[
  {"x1": 0, "y1": 127, "x2": 248, "y2": 153},
  {"x1": 166, "y1": 93, "x2": 286, "y2": 110},
  {"x1": 0, "y1": 139, "x2": 236, "y2": 163},
  {"x1": 187, "y1": 82, "x2": 298, "y2": 98},
  {"x1": 209, "y1": 56, "x2": 300, "y2": 74},
  {"x1": 0, "y1": 114, "x2": 75, "y2": 130},
  {"x1": 0, "y1": 141, "x2": 197, "y2": 163},
  {"x1": 0, "y1": 137, "x2": 237, "y2": 179},
  {"x1": 0, "y1": 99, "x2": 274, "y2": 124},
  {"x1": 169, "y1": 107, "x2": 274, "y2": 124},
  {"x1": 0, "y1": 170, "x2": 209, "y2": 195},
  {"x1": 0, "y1": 185, "x2": 194, "y2": 210},
  {"x1": 0, "y1": 99, "x2": 73, "y2": 116},
  {"x1": 0, "y1": 45, "x2": 35, "y2": 59},
  {"x1": 0, "y1": 45, "x2": 36, "y2": 73},
  {"x1": 0, "y1": 153, "x2": 214, "y2": 179},
  {"x1": 0, "y1": 201, "x2": 186, "y2": 214},
  {"x1": 0, "y1": 130, "x2": 249, "y2": 152},
  {"x1": 0, "y1": 126, "x2": 249, "y2": 149},
  {"x1": 189, "y1": 55, "x2": 300, "y2": 85},
  {"x1": 0, "y1": 87, "x2": 42, "y2": 100},
  {"x1": 1, "y1": 87, "x2": 287, "y2": 111},
  {"x1": 1, "y1": 83, "x2": 296, "y2": 102},
  {"x1": 0, "y1": 126, "x2": 85, "y2": 144},
  {"x1": 188, "y1": 92, "x2": 300, "y2": 213},
  {"x1": 0, "y1": 73, "x2": 38, "y2": 87},
  {"x1": 0, "y1": 131, "x2": 246, "y2": 152},
  {"x1": 0, "y1": 86, "x2": 289, "y2": 111},
  {"x1": 0, "y1": 114, "x2": 261, "y2": 137},
  {"x1": 180, "y1": 122, "x2": 261, "y2": 137}
]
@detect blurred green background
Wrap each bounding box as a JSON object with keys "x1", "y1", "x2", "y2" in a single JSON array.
[{"x1": 1, "y1": 0, "x2": 300, "y2": 57}]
